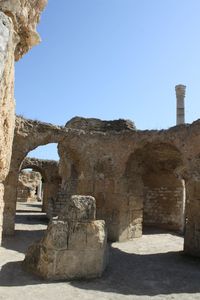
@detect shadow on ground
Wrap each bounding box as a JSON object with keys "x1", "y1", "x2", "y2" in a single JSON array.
[
  {"x1": 1, "y1": 211, "x2": 200, "y2": 297},
  {"x1": 143, "y1": 226, "x2": 184, "y2": 237},
  {"x1": 15, "y1": 213, "x2": 49, "y2": 226},
  {"x1": 21, "y1": 203, "x2": 43, "y2": 209},
  {"x1": 16, "y1": 201, "x2": 43, "y2": 214},
  {"x1": 71, "y1": 247, "x2": 200, "y2": 296},
  {"x1": 1, "y1": 244, "x2": 200, "y2": 297},
  {"x1": 2, "y1": 229, "x2": 46, "y2": 254}
]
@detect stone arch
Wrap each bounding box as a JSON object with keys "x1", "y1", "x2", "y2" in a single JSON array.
[
  {"x1": 19, "y1": 157, "x2": 61, "y2": 213},
  {"x1": 121, "y1": 141, "x2": 185, "y2": 241},
  {"x1": 21, "y1": 164, "x2": 47, "y2": 183},
  {"x1": 57, "y1": 134, "x2": 122, "y2": 242},
  {"x1": 2, "y1": 117, "x2": 66, "y2": 235},
  {"x1": 20, "y1": 157, "x2": 61, "y2": 183}
]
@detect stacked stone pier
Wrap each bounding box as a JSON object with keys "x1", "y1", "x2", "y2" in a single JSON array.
[{"x1": 23, "y1": 195, "x2": 108, "y2": 280}]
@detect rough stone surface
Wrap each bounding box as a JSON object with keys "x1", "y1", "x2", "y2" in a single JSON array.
[
  {"x1": 59, "y1": 195, "x2": 96, "y2": 222},
  {"x1": 17, "y1": 170, "x2": 42, "y2": 202},
  {"x1": 0, "y1": 0, "x2": 47, "y2": 244},
  {"x1": 58, "y1": 120, "x2": 186, "y2": 242},
  {"x1": 0, "y1": 11, "x2": 15, "y2": 243},
  {"x1": 0, "y1": 12, "x2": 15, "y2": 183},
  {"x1": 23, "y1": 195, "x2": 108, "y2": 280},
  {"x1": 5, "y1": 116, "x2": 200, "y2": 256},
  {"x1": 65, "y1": 116, "x2": 136, "y2": 132},
  {"x1": 3, "y1": 119, "x2": 63, "y2": 235},
  {"x1": 143, "y1": 181, "x2": 184, "y2": 231},
  {"x1": 0, "y1": 0, "x2": 48, "y2": 60},
  {"x1": 21, "y1": 157, "x2": 61, "y2": 213}
]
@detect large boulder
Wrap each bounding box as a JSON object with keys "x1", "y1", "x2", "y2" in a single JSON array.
[{"x1": 23, "y1": 195, "x2": 108, "y2": 280}]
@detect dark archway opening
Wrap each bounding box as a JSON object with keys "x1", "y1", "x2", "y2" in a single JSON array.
[
  {"x1": 125, "y1": 142, "x2": 186, "y2": 245},
  {"x1": 140, "y1": 143, "x2": 186, "y2": 234}
]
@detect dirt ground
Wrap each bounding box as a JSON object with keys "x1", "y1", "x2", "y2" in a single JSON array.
[{"x1": 0, "y1": 202, "x2": 200, "y2": 300}]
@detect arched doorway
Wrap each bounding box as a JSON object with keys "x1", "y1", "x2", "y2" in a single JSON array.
[
  {"x1": 141, "y1": 142, "x2": 185, "y2": 233},
  {"x1": 3, "y1": 138, "x2": 62, "y2": 236},
  {"x1": 124, "y1": 141, "x2": 185, "y2": 243},
  {"x1": 17, "y1": 167, "x2": 44, "y2": 213},
  {"x1": 15, "y1": 143, "x2": 61, "y2": 227}
]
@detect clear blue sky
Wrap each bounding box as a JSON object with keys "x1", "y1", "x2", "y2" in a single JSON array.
[{"x1": 15, "y1": 0, "x2": 200, "y2": 160}]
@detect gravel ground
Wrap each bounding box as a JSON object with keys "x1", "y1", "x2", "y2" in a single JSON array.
[{"x1": 0, "y1": 203, "x2": 200, "y2": 300}]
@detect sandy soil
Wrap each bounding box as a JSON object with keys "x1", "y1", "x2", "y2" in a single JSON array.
[{"x1": 0, "y1": 203, "x2": 200, "y2": 300}]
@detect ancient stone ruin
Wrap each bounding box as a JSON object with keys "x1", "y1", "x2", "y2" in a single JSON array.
[
  {"x1": 20, "y1": 157, "x2": 61, "y2": 214},
  {"x1": 0, "y1": 0, "x2": 47, "y2": 243},
  {"x1": 17, "y1": 170, "x2": 42, "y2": 203},
  {"x1": 2, "y1": 114, "x2": 200, "y2": 258},
  {"x1": 1, "y1": 0, "x2": 200, "y2": 295},
  {"x1": 23, "y1": 195, "x2": 108, "y2": 280}
]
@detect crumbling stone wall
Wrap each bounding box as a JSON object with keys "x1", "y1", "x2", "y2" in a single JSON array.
[
  {"x1": 131, "y1": 142, "x2": 185, "y2": 232},
  {"x1": 2, "y1": 116, "x2": 187, "y2": 242},
  {"x1": 3, "y1": 118, "x2": 65, "y2": 235},
  {"x1": 2, "y1": 0, "x2": 200, "y2": 261},
  {"x1": 59, "y1": 118, "x2": 140, "y2": 242},
  {"x1": 5, "y1": 116, "x2": 200, "y2": 257},
  {"x1": 0, "y1": 0, "x2": 47, "y2": 243},
  {"x1": 184, "y1": 156, "x2": 200, "y2": 256},
  {"x1": 58, "y1": 118, "x2": 186, "y2": 242},
  {"x1": 143, "y1": 175, "x2": 184, "y2": 231},
  {"x1": 17, "y1": 170, "x2": 42, "y2": 202}
]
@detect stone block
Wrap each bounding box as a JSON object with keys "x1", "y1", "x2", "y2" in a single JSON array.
[
  {"x1": 59, "y1": 195, "x2": 96, "y2": 222},
  {"x1": 23, "y1": 195, "x2": 108, "y2": 280}
]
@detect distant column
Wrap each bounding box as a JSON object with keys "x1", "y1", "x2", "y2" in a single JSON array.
[
  {"x1": 175, "y1": 84, "x2": 186, "y2": 125},
  {"x1": 37, "y1": 181, "x2": 42, "y2": 200}
]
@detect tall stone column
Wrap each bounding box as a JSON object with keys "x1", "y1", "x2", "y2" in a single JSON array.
[
  {"x1": 37, "y1": 180, "x2": 42, "y2": 200},
  {"x1": 175, "y1": 84, "x2": 186, "y2": 125}
]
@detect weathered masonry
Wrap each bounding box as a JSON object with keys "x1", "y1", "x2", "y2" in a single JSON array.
[
  {"x1": 3, "y1": 116, "x2": 200, "y2": 257},
  {"x1": 17, "y1": 170, "x2": 42, "y2": 203},
  {"x1": 0, "y1": 0, "x2": 47, "y2": 244},
  {"x1": 20, "y1": 157, "x2": 61, "y2": 213},
  {"x1": 3, "y1": 117, "x2": 64, "y2": 235},
  {"x1": 23, "y1": 195, "x2": 108, "y2": 280}
]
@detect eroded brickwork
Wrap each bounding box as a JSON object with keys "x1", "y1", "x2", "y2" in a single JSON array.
[
  {"x1": 144, "y1": 186, "x2": 184, "y2": 230},
  {"x1": 4, "y1": 116, "x2": 200, "y2": 257},
  {"x1": 143, "y1": 173, "x2": 185, "y2": 231}
]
